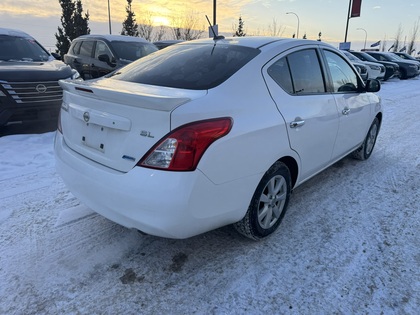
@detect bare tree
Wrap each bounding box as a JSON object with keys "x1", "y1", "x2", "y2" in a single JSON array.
[
  {"x1": 137, "y1": 11, "x2": 154, "y2": 41},
  {"x1": 393, "y1": 23, "x2": 404, "y2": 52},
  {"x1": 381, "y1": 36, "x2": 387, "y2": 52},
  {"x1": 153, "y1": 25, "x2": 167, "y2": 42},
  {"x1": 170, "y1": 11, "x2": 204, "y2": 40},
  {"x1": 267, "y1": 18, "x2": 285, "y2": 37},
  {"x1": 407, "y1": 19, "x2": 419, "y2": 55}
]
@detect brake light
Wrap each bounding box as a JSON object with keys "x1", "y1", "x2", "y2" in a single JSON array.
[
  {"x1": 57, "y1": 109, "x2": 63, "y2": 134},
  {"x1": 138, "y1": 117, "x2": 233, "y2": 171}
]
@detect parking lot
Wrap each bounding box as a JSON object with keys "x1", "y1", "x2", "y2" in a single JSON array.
[{"x1": 0, "y1": 77, "x2": 419, "y2": 314}]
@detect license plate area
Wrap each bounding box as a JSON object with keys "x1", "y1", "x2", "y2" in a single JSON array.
[{"x1": 81, "y1": 123, "x2": 108, "y2": 152}]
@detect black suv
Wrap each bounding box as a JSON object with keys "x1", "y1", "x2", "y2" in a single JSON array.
[
  {"x1": 0, "y1": 28, "x2": 79, "y2": 128},
  {"x1": 365, "y1": 51, "x2": 420, "y2": 79},
  {"x1": 64, "y1": 35, "x2": 158, "y2": 80},
  {"x1": 350, "y1": 51, "x2": 399, "y2": 81}
]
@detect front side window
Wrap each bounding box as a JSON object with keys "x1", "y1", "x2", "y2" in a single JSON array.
[
  {"x1": 324, "y1": 50, "x2": 359, "y2": 93},
  {"x1": 94, "y1": 41, "x2": 113, "y2": 59},
  {"x1": 79, "y1": 40, "x2": 94, "y2": 57},
  {"x1": 112, "y1": 43, "x2": 260, "y2": 90}
]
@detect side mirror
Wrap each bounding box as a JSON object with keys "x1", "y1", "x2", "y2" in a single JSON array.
[
  {"x1": 51, "y1": 52, "x2": 62, "y2": 60},
  {"x1": 365, "y1": 79, "x2": 381, "y2": 92},
  {"x1": 98, "y1": 54, "x2": 116, "y2": 67}
]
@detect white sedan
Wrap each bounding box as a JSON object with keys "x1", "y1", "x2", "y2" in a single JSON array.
[
  {"x1": 55, "y1": 37, "x2": 382, "y2": 240},
  {"x1": 342, "y1": 50, "x2": 385, "y2": 80}
]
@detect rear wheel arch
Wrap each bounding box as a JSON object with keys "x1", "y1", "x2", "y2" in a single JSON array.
[{"x1": 278, "y1": 156, "x2": 298, "y2": 189}]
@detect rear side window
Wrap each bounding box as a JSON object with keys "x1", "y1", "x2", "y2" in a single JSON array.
[
  {"x1": 70, "y1": 41, "x2": 82, "y2": 54},
  {"x1": 268, "y1": 48, "x2": 325, "y2": 94},
  {"x1": 268, "y1": 58, "x2": 293, "y2": 94},
  {"x1": 112, "y1": 43, "x2": 260, "y2": 90},
  {"x1": 79, "y1": 40, "x2": 94, "y2": 57}
]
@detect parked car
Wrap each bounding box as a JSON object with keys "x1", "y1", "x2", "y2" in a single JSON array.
[
  {"x1": 0, "y1": 28, "x2": 80, "y2": 128},
  {"x1": 153, "y1": 40, "x2": 184, "y2": 50},
  {"x1": 342, "y1": 50, "x2": 385, "y2": 80},
  {"x1": 350, "y1": 51, "x2": 399, "y2": 81},
  {"x1": 55, "y1": 37, "x2": 382, "y2": 240},
  {"x1": 391, "y1": 52, "x2": 420, "y2": 65},
  {"x1": 365, "y1": 51, "x2": 420, "y2": 79},
  {"x1": 352, "y1": 61, "x2": 369, "y2": 81},
  {"x1": 64, "y1": 34, "x2": 158, "y2": 80}
]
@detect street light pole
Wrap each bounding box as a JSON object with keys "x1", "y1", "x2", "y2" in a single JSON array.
[
  {"x1": 108, "y1": 0, "x2": 112, "y2": 34},
  {"x1": 357, "y1": 27, "x2": 367, "y2": 50},
  {"x1": 286, "y1": 12, "x2": 300, "y2": 39}
]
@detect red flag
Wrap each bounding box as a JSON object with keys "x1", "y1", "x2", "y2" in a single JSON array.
[{"x1": 351, "y1": 0, "x2": 362, "y2": 18}]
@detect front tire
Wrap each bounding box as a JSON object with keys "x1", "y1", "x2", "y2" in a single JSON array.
[
  {"x1": 352, "y1": 117, "x2": 380, "y2": 160},
  {"x1": 234, "y1": 161, "x2": 291, "y2": 240}
]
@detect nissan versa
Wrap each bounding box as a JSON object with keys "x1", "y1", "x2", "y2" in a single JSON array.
[{"x1": 55, "y1": 37, "x2": 382, "y2": 240}]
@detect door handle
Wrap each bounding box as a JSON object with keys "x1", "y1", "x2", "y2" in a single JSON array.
[
  {"x1": 342, "y1": 108, "x2": 350, "y2": 115},
  {"x1": 290, "y1": 120, "x2": 305, "y2": 128}
]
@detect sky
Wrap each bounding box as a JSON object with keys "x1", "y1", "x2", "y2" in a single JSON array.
[{"x1": 0, "y1": 0, "x2": 419, "y2": 52}]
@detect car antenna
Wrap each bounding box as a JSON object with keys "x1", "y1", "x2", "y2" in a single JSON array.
[{"x1": 205, "y1": 15, "x2": 225, "y2": 41}]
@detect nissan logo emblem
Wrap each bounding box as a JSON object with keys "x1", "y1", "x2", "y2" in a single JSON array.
[
  {"x1": 83, "y1": 112, "x2": 90, "y2": 122},
  {"x1": 36, "y1": 84, "x2": 47, "y2": 93}
]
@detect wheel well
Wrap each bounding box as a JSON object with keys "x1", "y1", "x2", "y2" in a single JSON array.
[
  {"x1": 376, "y1": 112, "x2": 383, "y2": 130},
  {"x1": 279, "y1": 156, "x2": 298, "y2": 189}
]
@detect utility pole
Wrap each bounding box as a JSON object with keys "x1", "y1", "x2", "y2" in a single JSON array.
[{"x1": 108, "y1": 0, "x2": 112, "y2": 34}]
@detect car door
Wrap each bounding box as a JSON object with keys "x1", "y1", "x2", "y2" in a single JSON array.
[
  {"x1": 263, "y1": 47, "x2": 340, "y2": 180},
  {"x1": 322, "y1": 49, "x2": 373, "y2": 158},
  {"x1": 78, "y1": 40, "x2": 95, "y2": 79}
]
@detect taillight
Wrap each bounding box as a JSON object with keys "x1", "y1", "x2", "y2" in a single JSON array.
[
  {"x1": 57, "y1": 109, "x2": 63, "y2": 134},
  {"x1": 138, "y1": 117, "x2": 233, "y2": 171},
  {"x1": 57, "y1": 101, "x2": 69, "y2": 134}
]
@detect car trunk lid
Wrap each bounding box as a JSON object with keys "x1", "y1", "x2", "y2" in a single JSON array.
[{"x1": 59, "y1": 79, "x2": 206, "y2": 172}]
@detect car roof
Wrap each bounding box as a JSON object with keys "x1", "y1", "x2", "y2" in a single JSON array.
[
  {"x1": 0, "y1": 27, "x2": 33, "y2": 38},
  {"x1": 176, "y1": 36, "x2": 330, "y2": 50},
  {"x1": 74, "y1": 34, "x2": 149, "y2": 43}
]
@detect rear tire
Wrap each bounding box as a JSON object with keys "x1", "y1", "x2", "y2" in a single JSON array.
[
  {"x1": 351, "y1": 117, "x2": 380, "y2": 161},
  {"x1": 234, "y1": 161, "x2": 291, "y2": 240}
]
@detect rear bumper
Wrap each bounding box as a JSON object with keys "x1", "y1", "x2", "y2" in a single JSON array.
[
  {"x1": 0, "y1": 101, "x2": 60, "y2": 126},
  {"x1": 54, "y1": 132, "x2": 255, "y2": 238}
]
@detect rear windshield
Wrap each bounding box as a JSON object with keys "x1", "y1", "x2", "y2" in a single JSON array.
[
  {"x1": 111, "y1": 43, "x2": 260, "y2": 90},
  {"x1": 0, "y1": 35, "x2": 50, "y2": 62},
  {"x1": 111, "y1": 41, "x2": 158, "y2": 61}
]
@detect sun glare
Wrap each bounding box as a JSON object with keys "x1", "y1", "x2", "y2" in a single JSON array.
[{"x1": 152, "y1": 16, "x2": 170, "y2": 26}]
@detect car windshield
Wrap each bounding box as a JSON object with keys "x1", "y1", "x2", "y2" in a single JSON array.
[
  {"x1": 111, "y1": 41, "x2": 158, "y2": 62},
  {"x1": 355, "y1": 52, "x2": 379, "y2": 62},
  {"x1": 344, "y1": 51, "x2": 360, "y2": 61},
  {"x1": 111, "y1": 43, "x2": 260, "y2": 90},
  {"x1": 0, "y1": 35, "x2": 51, "y2": 62},
  {"x1": 386, "y1": 54, "x2": 402, "y2": 62}
]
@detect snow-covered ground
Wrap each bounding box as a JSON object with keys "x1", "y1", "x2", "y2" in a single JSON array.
[{"x1": 1, "y1": 78, "x2": 419, "y2": 314}]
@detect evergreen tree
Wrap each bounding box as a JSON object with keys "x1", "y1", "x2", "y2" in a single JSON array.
[
  {"x1": 55, "y1": 0, "x2": 90, "y2": 58},
  {"x1": 74, "y1": 0, "x2": 90, "y2": 38},
  {"x1": 234, "y1": 16, "x2": 246, "y2": 37},
  {"x1": 121, "y1": 0, "x2": 139, "y2": 37}
]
